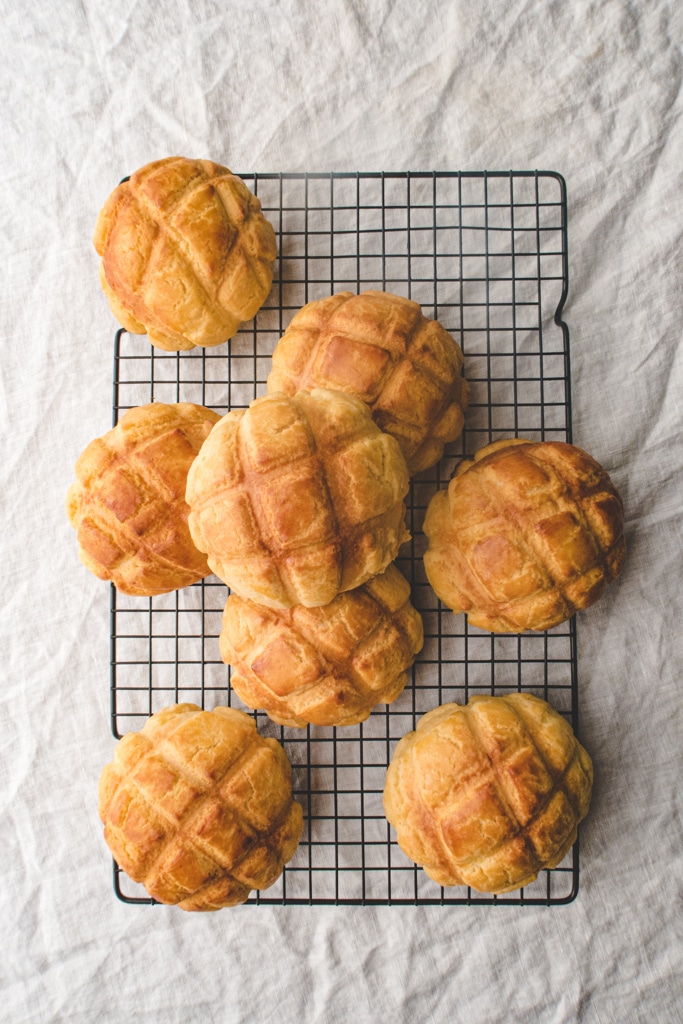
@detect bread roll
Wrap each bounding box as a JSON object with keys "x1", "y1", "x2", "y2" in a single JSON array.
[
  {"x1": 99, "y1": 704, "x2": 303, "y2": 910},
  {"x1": 186, "y1": 389, "x2": 410, "y2": 609},
  {"x1": 268, "y1": 290, "x2": 469, "y2": 474},
  {"x1": 66, "y1": 402, "x2": 220, "y2": 596},
  {"x1": 423, "y1": 439, "x2": 626, "y2": 632},
  {"x1": 220, "y1": 564, "x2": 424, "y2": 727},
  {"x1": 94, "y1": 157, "x2": 277, "y2": 351},
  {"x1": 383, "y1": 693, "x2": 593, "y2": 894}
]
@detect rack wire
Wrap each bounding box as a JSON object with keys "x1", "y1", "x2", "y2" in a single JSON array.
[{"x1": 110, "y1": 170, "x2": 579, "y2": 906}]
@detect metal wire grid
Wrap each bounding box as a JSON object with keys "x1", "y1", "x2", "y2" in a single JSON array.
[{"x1": 110, "y1": 170, "x2": 578, "y2": 906}]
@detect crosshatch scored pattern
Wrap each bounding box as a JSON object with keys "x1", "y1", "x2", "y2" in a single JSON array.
[{"x1": 110, "y1": 171, "x2": 580, "y2": 906}]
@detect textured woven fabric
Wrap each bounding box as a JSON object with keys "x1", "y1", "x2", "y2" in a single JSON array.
[{"x1": 1, "y1": 0, "x2": 681, "y2": 1021}]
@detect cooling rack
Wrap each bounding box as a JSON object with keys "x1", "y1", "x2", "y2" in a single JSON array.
[{"x1": 110, "y1": 170, "x2": 579, "y2": 906}]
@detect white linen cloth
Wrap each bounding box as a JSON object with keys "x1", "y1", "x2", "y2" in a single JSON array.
[{"x1": 1, "y1": 1, "x2": 681, "y2": 1021}]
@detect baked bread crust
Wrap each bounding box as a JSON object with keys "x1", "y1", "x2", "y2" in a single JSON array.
[
  {"x1": 383, "y1": 693, "x2": 593, "y2": 894},
  {"x1": 66, "y1": 402, "x2": 220, "y2": 596},
  {"x1": 267, "y1": 291, "x2": 469, "y2": 474},
  {"x1": 220, "y1": 564, "x2": 424, "y2": 727},
  {"x1": 94, "y1": 157, "x2": 277, "y2": 351},
  {"x1": 186, "y1": 388, "x2": 411, "y2": 609},
  {"x1": 98, "y1": 704, "x2": 303, "y2": 910},
  {"x1": 423, "y1": 439, "x2": 626, "y2": 632}
]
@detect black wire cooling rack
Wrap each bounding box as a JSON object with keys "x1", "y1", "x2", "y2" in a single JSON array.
[{"x1": 110, "y1": 170, "x2": 579, "y2": 906}]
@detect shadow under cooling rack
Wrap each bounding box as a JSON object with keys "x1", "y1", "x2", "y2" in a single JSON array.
[{"x1": 110, "y1": 170, "x2": 579, "y2": 907}]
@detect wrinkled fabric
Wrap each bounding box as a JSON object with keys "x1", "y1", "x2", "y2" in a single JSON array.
[{"x1": 1, "y1": 1, "x2": 681, "y2": 1021}]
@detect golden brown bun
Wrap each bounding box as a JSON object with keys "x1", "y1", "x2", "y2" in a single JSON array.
[
  {"x1": 186, "y1": 389, "x2": 411, "y2": 609},
  {"x1": 94, "y1": 157, "x2": 277, "y2": 351},
  {"x1": 423, "y1": 439, "x2": 626, "y2": 632},
  {"x1": 383, "y1": 693, "x2": 593, "y2": 894},
  {"x1": 66, "y1": 403, "x2": 220, "y2": 596},
  {"x1": 220, "y1": 563, "x2": 424, "y2": 727},
  {"x1": 267, "y1": 291, "x2": 469, "y2": 474},
  {"x1": 98, "y1": 704, "x2": 303, "y2": 911}
]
